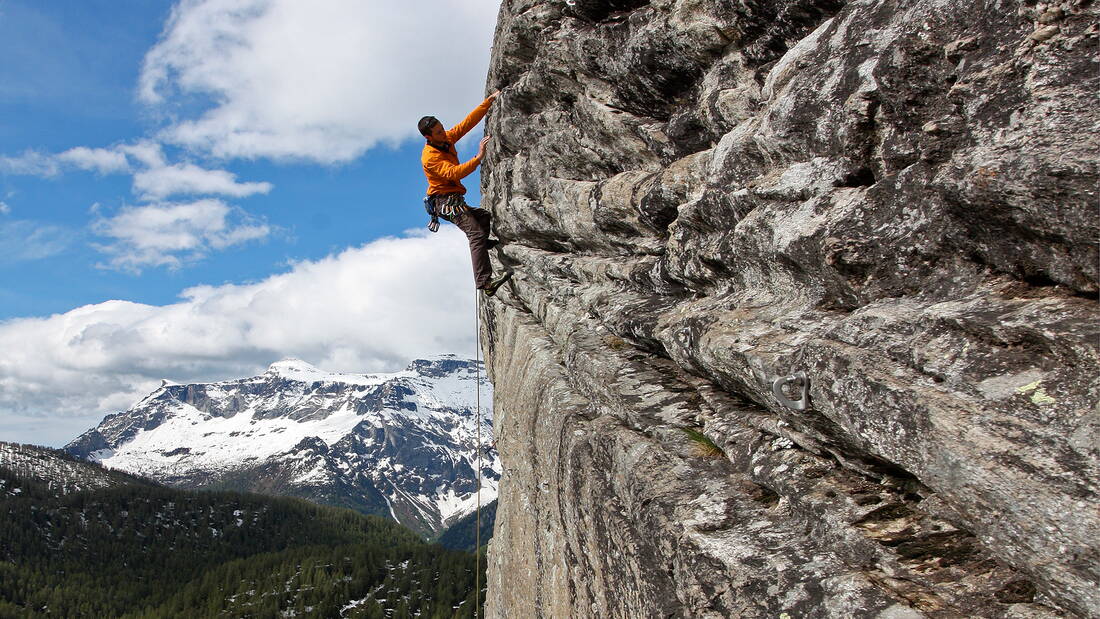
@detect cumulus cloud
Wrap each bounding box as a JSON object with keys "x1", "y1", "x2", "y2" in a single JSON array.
[
  {"x1": 0, "y1": 228, "x2": 478, "y2": 444},
  {"x1": 56, "y1": 146, "x2": 132, "y2": 174},
  {"x1": 0, "y1": 150, "x2": 60, "y2": 176},
  {"x1": 118, "y1": 140, "x2": 167, "y2": 168},
  {"x1": 1, "y1": 140, "x2": 271, "y2": 200},
  {"x1": 139, "y1": 0, "x2": 499, "y2": 162},
  {"x1": 133, "y1": 162, "x2": 273, "y2": 199},
  {"x1": 91, "y1": 199, "x2": 272, "y2": 271},
  {"x1": 0, "y1": 201, "x2": 10, "y2": 215},
  {"x1": 2, "y1": 147, "x2": 130, "y2": 176},
  {"x1": 1, "y1": 139, "x2": 274, "y2": 270}
]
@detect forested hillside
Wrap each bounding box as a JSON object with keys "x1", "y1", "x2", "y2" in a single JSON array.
[
  {"x1": 0, "y1": 442, "x2": 152, "y2": 495},
  {"x1": 435, "y1": 500, "x2": 496, "y2": 553},
  {"x1": 0, "y1": 443, "x2": 482, "y2": 618}
]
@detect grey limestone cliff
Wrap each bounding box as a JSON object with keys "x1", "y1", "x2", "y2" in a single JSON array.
[{"x1": 477, "y1": 0, "x2": 1099, "y2": 617}]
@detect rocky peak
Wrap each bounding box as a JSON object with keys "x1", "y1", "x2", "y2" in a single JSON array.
[
  {"x1": 406, "y1": 354, "x2": 482, "y2": 378},
  {"x1": 265, "y1": 358, "x2": 326, "y2": 379}
]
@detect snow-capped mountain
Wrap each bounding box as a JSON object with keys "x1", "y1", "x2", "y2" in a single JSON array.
[{"x1": 65, "y1": 355, "x2": 498, "y2": 536}]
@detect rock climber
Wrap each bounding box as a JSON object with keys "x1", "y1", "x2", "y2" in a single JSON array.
[{"x1": 419, "y1": 91, "x2": 512, "y2": 296}]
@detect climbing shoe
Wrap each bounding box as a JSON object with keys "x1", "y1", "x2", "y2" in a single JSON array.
[{"x1": 482, "y1": 271, "x2": 513, "y2": 297}]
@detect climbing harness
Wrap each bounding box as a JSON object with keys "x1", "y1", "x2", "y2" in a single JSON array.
[
  {"x1": 771, "y1": 371, "x2": 810, "y2": 411},
  {"x1": 425, "y1": 194, "x2": 474, "y2": 232},
  {"x1": 437, "y1": 193, "x2": 472, "y2": 219}
]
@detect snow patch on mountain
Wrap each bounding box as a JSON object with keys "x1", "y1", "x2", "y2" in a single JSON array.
[
  {"x1": 265, "y1": 358, "x2": 395, "y2": 386},
  {"x1": 90, "y1": 399, "x2": 369, "y2": 476}
]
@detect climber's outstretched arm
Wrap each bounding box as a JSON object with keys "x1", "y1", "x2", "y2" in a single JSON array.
[{"x1": 447, "y1": 91, "x2": 500, "y2": 143}]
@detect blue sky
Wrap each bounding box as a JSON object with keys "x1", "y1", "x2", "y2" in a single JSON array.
[{"x1": 0, "y1": 0, "x2": 501, "y2": 446}]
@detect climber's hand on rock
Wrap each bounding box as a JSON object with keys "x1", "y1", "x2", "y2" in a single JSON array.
[
  {"x1": 488, "y1": 90, "x2": 501, "y2": 103},
  {"x1": 477, "y1": 135, "x2": 490, "y2": 160}
]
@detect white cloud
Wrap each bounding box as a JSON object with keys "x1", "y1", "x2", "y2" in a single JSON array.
[
  {"x1": 2, "y1": 147, "x2": 130, "y2": 177},
  {"x1": 0, "y1": 228, "x2": 479, "y2": 445},
  {"x1": 0, "y1": 150, "x2": 60, "y2": 176},
  {"x1": 91, "y1": 199, "x2": 271, "y2": 271},
  {"x1": 0, "y1": 219, "x2": 75, "y2": 262},
  {"x1": 119, "y1": 140, "x2": 167, "y2": 168},
  {"x1": 0, "y1": 201, "x2": 9, "y2": 215},
  {"x1": 133, "y1": 162, "x2": 273, "y2": 199},
  {"x1": 1, "y1": 140, "x2": 269, "y2": 200},
  {"x1": 140, "y1": 0, "x2": 500, "y2": 162},
  {"x1": 1, "y1": 141, "x2": 276, "y2": 269},
  {"x1": 56, "y1": 146, "x2": 132, "y2": 174}
]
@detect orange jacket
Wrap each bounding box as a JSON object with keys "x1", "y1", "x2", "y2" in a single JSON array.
[{"x1": 421, "y1": 97, "x2": 493, "y2": 196}]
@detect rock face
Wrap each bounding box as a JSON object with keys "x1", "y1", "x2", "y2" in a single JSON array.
[
  {"x1": 67, "y1": 356, "x2": 498, "y2": 537},
  {"x1": 478, "y1": 0, "x2": 1098, "y2": 616}
]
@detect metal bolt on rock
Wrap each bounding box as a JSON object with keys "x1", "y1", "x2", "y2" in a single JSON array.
[{"x1": 771, "y1": 371, "x2": 810, "y2": 411}]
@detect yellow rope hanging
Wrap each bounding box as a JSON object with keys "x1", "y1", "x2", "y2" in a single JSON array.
[{"x1": 474, "y1": 288, "x2": 483, "y2": 618}]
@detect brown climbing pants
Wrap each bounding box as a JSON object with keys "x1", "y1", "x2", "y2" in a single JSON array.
[{"x1": 437, "y1": 193, "x2": 493, "y2": 289}]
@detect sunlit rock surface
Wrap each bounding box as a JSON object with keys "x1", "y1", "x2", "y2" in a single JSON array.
[{"x1": 479, "y1": 0, "x2": 1098, "y2": 616}]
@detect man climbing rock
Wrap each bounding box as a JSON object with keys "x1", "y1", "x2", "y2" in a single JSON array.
[{"x1": 419, "y1": 91, "x2": 512, "y2": 296}]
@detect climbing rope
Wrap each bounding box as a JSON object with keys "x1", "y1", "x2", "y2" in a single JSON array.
[{"x1": 474, "y1": 288, "x2": 483, "y2": 617}]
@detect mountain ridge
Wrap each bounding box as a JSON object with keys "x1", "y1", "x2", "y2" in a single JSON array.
[{"x1": 66, "y1": 355, "x2": 499, "y2": 536}]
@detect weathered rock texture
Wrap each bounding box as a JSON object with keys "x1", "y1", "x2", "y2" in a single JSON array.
[{"x1": 478, "y1": 0, "x2": 1099, "y2": 616}]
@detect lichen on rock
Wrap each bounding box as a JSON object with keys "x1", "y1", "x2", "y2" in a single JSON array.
[{"x1": 479, "y1": 0, "x2": 1099, "y2": 616}]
